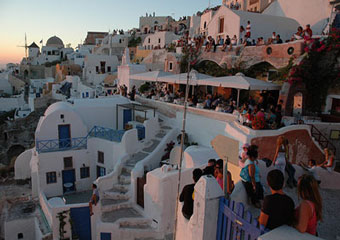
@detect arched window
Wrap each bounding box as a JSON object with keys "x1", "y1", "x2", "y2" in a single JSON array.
[
  {"x1": 204, "y1": 21, "x2": 207, "y2": 29},
  {"x1": 18, "y1": 233, "x2": 23, "y2": 239}
]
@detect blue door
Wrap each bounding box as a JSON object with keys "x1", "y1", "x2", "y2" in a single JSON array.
[
  {"x1": 70, "y1": 207, "x2": 91, "y2": 240},
  {"x1": 136, "y1": 125, "x2": 145, "y2": 140},
  {"x1": 123, "y1": 109, "x2": 132, "y2": 129},
  {"x1": 58, "y1": 125, "x2": 71, "y2": 149},
  {"x1": 86, "y1": 92, "x2": 89, "y2": 98},
  {"x1": 62, "y1": 169, "x2": 75, "y2": 193},
  {"x1": 100, "y1": 233, "x2": 111, "y2": 240}
]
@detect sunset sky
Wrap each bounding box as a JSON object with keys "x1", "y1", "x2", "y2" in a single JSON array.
[{"x1": 0, "y1": 0, "x2": 220, "y2": 68}]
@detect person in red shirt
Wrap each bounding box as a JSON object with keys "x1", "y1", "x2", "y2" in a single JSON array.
[{"x1": 303, "y1": 24, "x2": 313, "y2": 38}]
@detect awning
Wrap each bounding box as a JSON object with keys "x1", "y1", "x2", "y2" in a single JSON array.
[
  {"x1": 129, "y1": 70, "x2": 172, "y2": 82},
  {"x1": 157, "y1": 70, "x2": 213, "y2": 85},
  {"x1": 198, "y1": 73, "x2": 281, "y2": 91}
]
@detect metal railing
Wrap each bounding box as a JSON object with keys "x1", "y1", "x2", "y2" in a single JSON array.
[
  {"x1": 88, "y1": 126, "x2": 125, "y2": 142},
  {"x1": 36, "y1": 137, "x2": 87, "y2": 153},
  {"x1": 36, "y1": 126, "x2": 126, "y2": 153}
]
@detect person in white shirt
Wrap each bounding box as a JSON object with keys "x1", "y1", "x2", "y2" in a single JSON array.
[
  {"x1": 245, "y1": 21, "x2": 251, "y2": 39},
  {"x1": 89, "y1": 184, "x2": 100, "y2": 216}
]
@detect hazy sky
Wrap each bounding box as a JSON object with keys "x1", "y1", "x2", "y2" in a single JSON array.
[{"x1": 0, "y1": 0, "x2": 221, "y2": 67}]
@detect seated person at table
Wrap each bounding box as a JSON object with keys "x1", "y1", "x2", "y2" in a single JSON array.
[
  {"x1": 180, "y1": 168, "x2": 203, "y2": 220},
  {"x1": 259, "y1": 170, "x2": 295, "y2": 230},
  {"x1": 203, "y1": 95, "x2": 212, "y2": 109}
]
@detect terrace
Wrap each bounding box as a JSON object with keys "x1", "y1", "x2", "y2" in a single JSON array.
[{"x1": 35, "y1": 125, "x2": 126, "y2": 153}]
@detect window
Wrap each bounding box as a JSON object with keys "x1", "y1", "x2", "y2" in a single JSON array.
[
  {"x1": 169, "y1": 62, "x2": 173, "y2": 71},
  {"x1": 119, "y1": 39, "x2": 122, "y2": 44},
  {"x1": 80, "y1": 167, "x2": 90, "y2": 178},
  {"x1": 96, "y1": 66, "x2": 99, "y2": 73},
  {"x1": 64, "y1": 157, "x2": 73, "y2": 169},
  {"x1": 148, "y1": 38, "x2": 151, "y2": 43},
  {"x1": 158, "y1": 38, "x2": 161, "y2": 43},
  {"x1": 18, "y1": 233, "x2": 23, "y2": 239},
  {"x1": 204, "y1": 21, "x2": 207, "y2": 29},
  {"x1": 219, "y1": 18, "x2": 224, "y2": 33},
  {"x1": 98, "y1": 151, "x2": 104, "y2": 164},
  {"x1": 46, "y1": 172, "x2": 57, "y2": 184},
  {"x1": 107, "y1": 66, "x2": 111, "y2": 72},
  {"x1": 97, "y1": 166, "x2": 106, "y2": 178}
]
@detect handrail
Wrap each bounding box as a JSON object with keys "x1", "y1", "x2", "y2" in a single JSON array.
[
  {"x1": 36, "y1": 126, "x2": 126, "y2": 153},
  {"x1": 309, "y1": 124, "x2": 336, "y2": 155}
]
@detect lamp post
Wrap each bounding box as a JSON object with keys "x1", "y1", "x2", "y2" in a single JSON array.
[{"x1": 173, "y1": 32, "x2": 198, "y2": 240}]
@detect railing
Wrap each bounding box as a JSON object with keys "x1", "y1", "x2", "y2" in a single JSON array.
[
  {"x1": 36, "y1": 126, "x2": 126, "y2": 153},
  {"x1": 216, "y1": 198, "x2": 268, "y2": 240},
  {"x1": 309, "y1": 124, "x2": 336, "y2": 155},
  {"x1": 36, "y1": 137, "x2": 87, "y2": 153},
  {"x1": 88, "y1": 126, "x2": 125, "y2": 142}
]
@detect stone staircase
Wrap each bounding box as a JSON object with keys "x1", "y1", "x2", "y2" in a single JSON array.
[{"x1": 98, "y1": 120, "x2": 174, "y2": 239}]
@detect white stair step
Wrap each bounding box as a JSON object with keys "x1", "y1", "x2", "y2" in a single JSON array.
[{"x1": 119, "y1": 174, "x2": 131, "y2": 184}]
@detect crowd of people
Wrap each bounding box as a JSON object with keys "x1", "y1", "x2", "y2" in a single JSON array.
[
  {"x1": 180, "y1": 159, "x2": 234, "y2": 220},
  {"x1": 179, "y1": 139, "x2": 325, "y2": 236},
  {"x1": 176, "y1": 21, "x2": 313, "y2": 54},
  {"x1": 239, "y1": 142, "x2": 323, "y2": 235}
]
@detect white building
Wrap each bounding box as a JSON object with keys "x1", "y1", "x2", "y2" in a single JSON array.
[
  {"x1": 142, "y1": 31, "x2": 180, "y2": 50},
  {"x1": 189, "y1": 14, "x2": 201, "y2": 37},
  {"x1": 200, "y1": 9, "x2": 217, "y2": 36},
  {"x1": 83, "y1": 54, "x2": 119, "y2": 85},
  {"x1": 118, "y1": 48, "x2": 146, "y2": 92},
  {"x1": 139, "y1": 13, "x2": 174, "y2": 34},
  {"x1": 26, "y1": 36, "x2": 74, "y2": 65},
  {"x1": 0, "y1": 71, "x2": 13, "y2": 95},
  {"x1": 207, "y1": 5, "x2": 299, "y2": 43},
  {"x1": 93, "y1": 33, "x2": 130, "y2": 57},
  {"x1": 263, "y1": 0, "x2": 332, "y2": 35}
]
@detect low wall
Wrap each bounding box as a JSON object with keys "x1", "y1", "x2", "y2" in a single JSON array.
[
  {"x1": 225, "y1": 122, "x2": 324, "y2": 165},
  {"x1": 14, "y1": 149, "x2": 32, "y2": 180},
  {"x1": 131, "y1": 128, "x2": 179, "y2": 203}
]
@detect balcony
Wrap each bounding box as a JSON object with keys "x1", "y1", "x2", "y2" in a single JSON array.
[
  {"x1": 35, "y1": 126, "x2": 125, "y2": 154},
  {"x1": 88, "y1": 126, "x2": 125, "y2": 142},
  {"x1": 36, "y1": 137, "x2": 87, "y2": 153}
]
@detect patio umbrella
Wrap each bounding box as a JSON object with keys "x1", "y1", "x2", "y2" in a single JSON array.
[
  {"x1": 129, "y1": 70, "x2": 172, "y2": 82},
  {"x1": 157, "y1": 70, "x2": 213, "y2": 85}
]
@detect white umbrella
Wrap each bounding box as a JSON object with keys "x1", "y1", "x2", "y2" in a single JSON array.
[
  {"x1": 157, "y1": 70, "x2": 213, "y2": 85},
  {"x1": 129, "y1": 70, "x2": 172, "y2": 82}
]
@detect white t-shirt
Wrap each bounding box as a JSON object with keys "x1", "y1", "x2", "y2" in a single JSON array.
[{"x1": 246, "y1": 24, "x2": 251, "y2": 33}]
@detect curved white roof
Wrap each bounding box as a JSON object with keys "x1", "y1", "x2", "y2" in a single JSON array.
[
  {"x1": 46, "y1": 36, "x2": 64, "y2": 48},
  {"x1": 44, "y1": 101, "x2": 74, "y2": 116}
]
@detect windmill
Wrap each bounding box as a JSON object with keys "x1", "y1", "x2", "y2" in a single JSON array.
[{"x1": 17, "y1": 33, "x2": 28, "y2": 60}]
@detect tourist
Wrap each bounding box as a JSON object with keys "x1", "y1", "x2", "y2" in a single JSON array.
[
  {"x1": 89, "y1": 183, "x2": 100, "y2": 216},
  {"x1": 203, "y1": 95, "x2": 212, "y2": 109},
  {"x1": 221, "y1": 35, "x2": 231, "y2": 52},
  {"x1": 318, "y1": 148, "x2": 335, "y2": 172},
  {"x1": 272, "y1": 136, "x2": 287, "y2": 174},
  {"x1": 214, "y1": 159, "x2": 234, "y2": 194},
  {"x1": 129, "y1": 85, "x2": 136, "y2": 101},
  {"x1": 299, "y1": 159, "x2": 321, "y2": 184},
  {"x1": 276, "y1": 34, "x2": 283, "y2": 44},
  {"x1": 259, "y1": 170, "x2": 295, "y2": 230},
  {"x1": 231, "y1": 35, "x2": 237, "y2": 49},
  {"x1": 303, "y1": 24, "x2": 313, "y2": 39},
  {"x1": 203, "y1": 159, "x2": 216, "y2": 176},
  {"x1": 180, "y1": 168, "x2": 203, "y2": 220},
  {"x1": 240, "y1": 26, "x2": 245, "y2": 44},
  {"x1": 239, "y1": 143, "x2": 249, "y2": 168},
  {"x1": 295, "y1": 174, "x2": 322, "y2": 236},
  {"x1": 292, "y1": 26, "x2": 304, "y2": 40},
  {"x1": 245, "y1": 21, "x2": 251, "y2": 40},
  {"x1": 240, "y1": 145, "x2": 263, "y2": 208}
]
